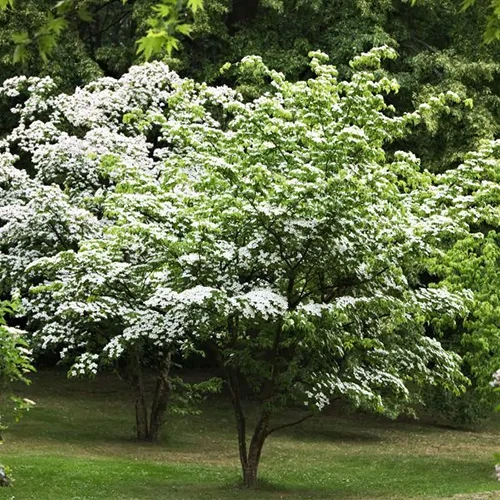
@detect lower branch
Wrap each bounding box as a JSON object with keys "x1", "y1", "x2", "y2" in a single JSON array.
[{"x1": 267, "y1": 413, "x2": 314, "y2": 436}]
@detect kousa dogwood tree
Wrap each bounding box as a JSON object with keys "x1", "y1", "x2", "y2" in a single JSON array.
[
  {"x1": 0, "y1": 66, "x2": 221, "y2": 442},
  {"x1": 0, "y1": 48, "x2": 470, "y2": 485}
]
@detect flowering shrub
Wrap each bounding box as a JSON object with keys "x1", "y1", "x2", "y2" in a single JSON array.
[{"x1": 0, "y1": 47, "x2": 471, "y2": 485}]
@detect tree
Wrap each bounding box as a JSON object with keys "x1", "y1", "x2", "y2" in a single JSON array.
[
  {"x1": 179, "y1": 0, "x2": 500, "y2": 173},
  {"x1": 423, "y1": 139, "x2": 500, "y2": 422},
  {"x1": 0, "y1": 299, "x2": 35, "y2": 486},
  {"x1": 0, "y1": 67, "x2": 219, "y2": 442},
  {"x1": 0, "y1": 0, "x2": 204, "y2": 64},
  {"x1": 1, "y1": 47, "x2": 470, "y2": 486},
  {"x1": 1, "y1": 0, "x2": 499, "y2": 178},
  {"x1": 411, "y1": 0, "x2": 500, "y2": 43}
]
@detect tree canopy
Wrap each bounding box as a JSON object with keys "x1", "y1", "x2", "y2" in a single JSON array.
[{"x1": 0, "y1": 46, "x2": 479, "y2": 485}]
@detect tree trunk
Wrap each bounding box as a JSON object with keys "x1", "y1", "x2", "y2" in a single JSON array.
[
  {"x1": 242, "y1": 411, "x2": 269, "y2": 488},
  {"x1": 242, "y1": 461, "x2": 259, "y2": 489},
  {"x1": 147, "y1": 352, "x2": 172, "y2": 443},
  {"x1": 117, "y1": 347, "x2": 174, "y2": 442},
  {"x1": 228, "y1": 371, "x2": 270, "y2": 488},
  {"x1": 130, "y1": 351, "x2": 149, "y2": 441}
]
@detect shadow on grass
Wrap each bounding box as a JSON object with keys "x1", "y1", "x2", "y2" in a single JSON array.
[{"x1": 279, "y1": 422, "x2": 382, "y2": 444}]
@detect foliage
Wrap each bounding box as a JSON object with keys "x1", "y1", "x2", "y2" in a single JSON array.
[
  {"x1": 0, "y1": 298, "x2": 35, "y2": 486},
  {"x1": 0, "y1": 0, "x2": 498, "y2": 177},
  {"x1": 0, "y1": 47, "x2": 472, "y2": 485},
  {"x1": 0, "y1": 0, "x2": 204, "y2": 64},
  {"x1": 423, "y1": 140, "x2": 500, "y2": 423},
  {"x1": 411, "y1": 0, "x2": 500, "y2": 43},
  {"x1": 0, "y1": 300, "x2": 34, "y2": 435},
  {"x1": 178, "y1": 0, "x2": 500, "y2": 173},
  {"x1": 0, "y1": 68, "x2": 224, "y2": 442}
]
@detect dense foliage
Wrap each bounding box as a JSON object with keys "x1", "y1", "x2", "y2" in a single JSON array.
[
  {"x1": 0, "y1": 46, "x2": 481, "y2": 485},
  {"x1": 426, "y1": 140, "x2": 500, "y2": 422},
  {"x1": 0, "y1": 0, "x2": 203, "y2": 63},
  {"x1": 1, "y1": 1, "x2": 499, "y2": 171},
  {"x1": 0, "y1": 299, "x2": 34, "y2": 486}
]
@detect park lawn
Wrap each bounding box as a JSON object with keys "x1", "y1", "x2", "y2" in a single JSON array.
[{"x1": 0, "y1": 372, "x2": 500, "y2": 499}]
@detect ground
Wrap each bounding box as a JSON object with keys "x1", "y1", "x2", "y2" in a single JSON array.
[{"x1": 1, "y1": 371, "x2": 500, "y2": 499}]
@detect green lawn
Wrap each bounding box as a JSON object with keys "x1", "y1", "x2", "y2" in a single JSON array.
[{"x1": 1, "y1": 372, "x2": 500, "y2": 500}]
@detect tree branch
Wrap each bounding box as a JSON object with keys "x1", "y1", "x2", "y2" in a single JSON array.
[{"x1": 267, "y1": 413, "x2": 314, "y2": 436}]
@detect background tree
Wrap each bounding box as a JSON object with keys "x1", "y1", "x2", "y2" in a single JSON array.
[
  {"x1": 422, "y1": 140, "x2": 500, "y2": 423},
  {"x1": 0, "y1": 0, "x2": 203, "y2": 64},
  {"x1": 0, "y1": 0, "x2": 499, "y2": 175},
  {"x1": 0, "y1": 67, "x2": 220, "y2": 442}
]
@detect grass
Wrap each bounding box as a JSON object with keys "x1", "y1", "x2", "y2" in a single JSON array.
[{"x1": 1, "y1": 371, "x2": 500, "y2": 499}]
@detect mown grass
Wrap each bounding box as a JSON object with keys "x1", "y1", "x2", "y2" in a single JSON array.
[{"x1": 1, "y1": 371, "x2": 500, "y2": 499}]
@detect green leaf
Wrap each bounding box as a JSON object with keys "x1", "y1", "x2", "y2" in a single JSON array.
[
  {"x1": 54, "y1": 0, "x2": 73, "y2": 15},
  {"x1": 47, "y1": 15, "x2": 69, "y2": 36},
  {"x1": 164, "y1": 34, "x2": 179, "y2": 54},
  {"x1": 12, "y1": 44, "x2": 28, "y2": 64},
  {"x1": 37, "y1": 34, "x2": 57, "y2": 62},
  {"x1": 460, "y1": 0, "x2": 476, "y2": 11},
  {"x1": 146, "y1": 16, "x2": 162, "y2": 29},
  {"x1": 464, "y1": 98, "x2": 474, "y2": 109},
  {"x1": 136, "y1": 32, "x2": 167, "y2": 60},
  {"x1": 176, "y1": 23, "x2": 193, "y2": 36},
  {"x1": 77, "y1": 6, "x2": 93, "y2": 22},
  {"x1": 0, "y1": 0, "x2": 14, "y2": 10},
  {"x1": 484, "y1": 17, "x2": 500, "y2": 43},
  {"x1": 153, "y1": 3, "x2": 172, "y2": 18},
  {"x1": 11, "y1": 31, "x2": 30, "y2": 44},
  {"x1": 187, "y1": 0, "x2": 203, "y2": 14}
]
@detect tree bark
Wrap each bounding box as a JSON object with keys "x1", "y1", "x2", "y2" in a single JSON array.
[
  {"x1": 117, "y1": 347, "x2": 174, "y2": 442},
  {"x1": 228, "y1": 370, "x2": 270, "y2": 488},
  {"x1": 244, "y1": 411, "x2": 270, "y2": 488},
  {"x1": 130, "y1": 349, "x2": 149, "y2": 441},
  {"x1": 147, "y1": 352, "x2": 172, "y2": 443},
  {"x1": 228, "y1": 371, "x2": 248, "y2": 472}
]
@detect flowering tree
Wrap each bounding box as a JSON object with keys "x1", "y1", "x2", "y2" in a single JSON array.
[
  {"x1": 0, "y1": 66, "x2": 220, "y2": 442},
  {"x1": 0, "y1": 48, "x2": 470, "y2": 485}
]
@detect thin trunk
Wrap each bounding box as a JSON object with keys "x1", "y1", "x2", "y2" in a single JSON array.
[
  {"x1": 117, "y1": 347, "x2": 174, "y2": 442},
  {"x1": 243, "y1": 411, "x2": 269, "y2": 488},
  {"x1": 134, "y1": 377, "x2": 149, "y2": 440},
  {"x1": 130, "y1": 350, "x2": 149, "y2": 441},
  {"x1": 148, "y1": 352, "x2": 172, "y2": 443},
  {"x1": 228, "y1": 370, "x2": 270, "y2": 489},
  {"x1": 228, "y1": 372, "x2": 248, "y2": 472}
]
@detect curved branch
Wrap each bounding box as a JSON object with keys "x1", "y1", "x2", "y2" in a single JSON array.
[{"x1": 266, "y1": 413, "x2": 314, "y2": 436}]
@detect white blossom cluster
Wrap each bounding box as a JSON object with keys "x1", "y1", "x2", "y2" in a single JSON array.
[
  {"x1": 491, "y1": 369, "x2": 500, "y2": 388},
  {"x1": 69, "y1": 353, "x2": 99, "y2": 377},
  {"x1": 495, "y1": 464, "x2": 500, "y2": 482}
]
